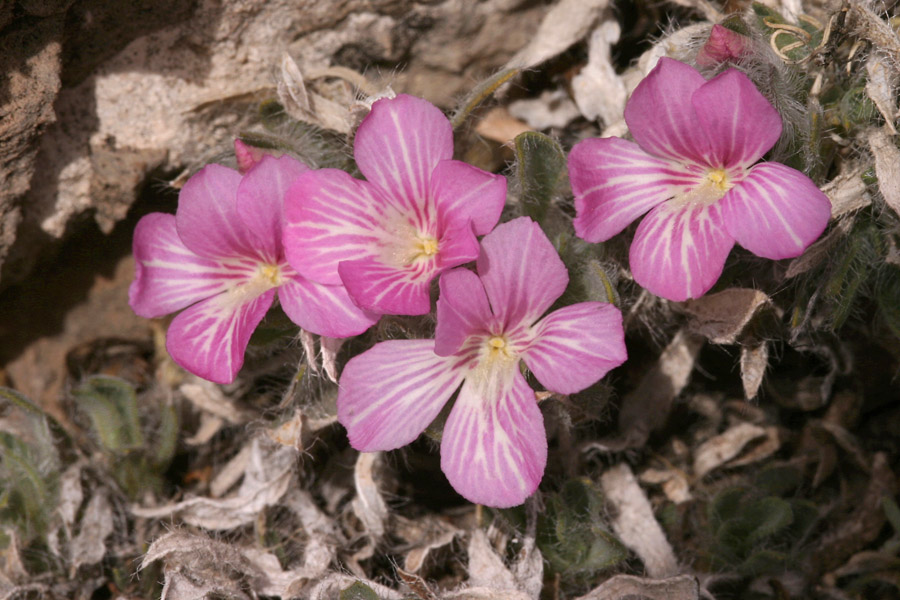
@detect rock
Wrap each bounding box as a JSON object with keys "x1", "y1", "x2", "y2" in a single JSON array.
[{"x1": 0, "y1": 0, "x2": 546, "y2": 291}]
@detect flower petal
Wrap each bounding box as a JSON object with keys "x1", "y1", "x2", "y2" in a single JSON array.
[
  {"x1": 721, "y1": 162, "x2": 831, "y2": 259},
  {"x1": 431, "y1": 160, "x2": 506, "y2": 235},
  {"x1": 477, "y1": 217, "x2": 568, "y2": 328},
  {"x1": 129, "y1": 213, "x2": 256, "y2": 318},
  {"x1": 523, "y1": 302, "x2": 627, "y2": 394},
  {"x1": 283, "y1": 169, "x2": 384, "y2": 285},
  {"x1": 692, "y1": 68, "x2": 782, "y2": 169},
  {"x1": 176, "y1": 164, "x2": 259, "y2": 260},
  {"x1": 354, "y1": 94, "x2": 453, "y2": 212},
  {"x1": 337, "y1": 340, "x2": 468, "y2": 451},
  {"x1": 338, "y1": 257, "x2": 433, "y2": 315},
  {"x1": 624, "y1": 58, "x2": 710, "y2": 164},
  {"x1": 441, "y1": 366, "x2": 546, "y2": 508},
  {"x1": 277, "y1": 269, "x2": 378, "y2": 338},
  {"x1": 629, "y1": 201, "x2": 734, "y2": 301},
  {"x1": 435, "y1": 268, "x2": 493, "y2": 357},
  {"x1": 570, "y1": 137, "x2": 699, "y2": 242},
  {"x1": 166, "y1": 288, "x2": 275, "y2": 384},
  {"x1": 236, "y1": 154, "x2": 309, "y2": 263},
  {"x1": 436, "y1": 218, "x2": 480, "y2": 271}
]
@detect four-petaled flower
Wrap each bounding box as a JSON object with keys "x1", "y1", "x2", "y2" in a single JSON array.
[
  {"x1": 129, "y1": 155, "x2": 378, "y2": 384},
  {"x1": 569, "y1": 58, "x2": 831, "y2": 301},
  {"x1": 282, "y1": 94, "x2": 507, "y2": 316},
  {"x1": 336, "y1": 218, "x2": 627, "y2": 507}
]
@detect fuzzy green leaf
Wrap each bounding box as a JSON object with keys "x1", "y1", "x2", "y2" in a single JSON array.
[
  {"x1": 73, "y1": 375, "x2": 144, "y2": 455},
  {"x1": 514, "y1": 131, "x2": 567, "y2": 222},
  {"x1": 340, "y1": 581, "x2": 380, "y2": 600}
]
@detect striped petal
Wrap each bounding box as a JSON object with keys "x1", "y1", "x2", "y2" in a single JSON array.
[
  {"x1": 236, "y1": 154, "x2": 309, "y2": 263},
  {"x1": 338, "y1": 257, "x2": 433, "y2": 315},
  {"x1": 354, "y1": 94, "x2": 453, "y2": 213},
  {"x1": 441, "y1": 365, "x2": 546, "y2": 508},
  {"x1": 166, "y1": 288, "x2": 275, "y2": 384},
  {"x1": 435, "y1": 268, "x2": 493, "y2": 357},
  {"x1": 477, "y1": 217, "x2": 568, "y2": 329},
  {"x1": 176, "y1": 164, "x2": 260, "y2": 260},
  {"x1": 277, "y1": 268, "x2": 378, "y2": 338},
  {"x1": 692, "y1": 69, "x2": 782, "y2": 169},
  {"x1": 624, "y1": 58, "x2": 710, "y2": 165},
  {"x1": 523, "y1": 302, "x2": 627, "y2": 394},
  {"x1": 337, "y1": 340, "x2": 468, "y2": 451},
  {"x1": 431, "y1": 160, "x2": 506, "y2": 235},
  {"x1": 570, "y1": 137, "x2": 700, "y2": 243},
  {"x1": 721, "y1": 162, "x2": 831, "y2": 259},
  {"x1": 283, "y1": 169, "x2": 385, "y2": 285},
  {"x1": 629, "y1": 201, "x2": 734, "y2": 301},
  {"x1": 129, "y1": 213, "x2": 257, "y2": 318}
]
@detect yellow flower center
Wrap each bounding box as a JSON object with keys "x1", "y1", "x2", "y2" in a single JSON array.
[
  {"x1": 417, "y1": 235, "x2": 439, "y2": 256},
  {"x1": 257, "y1": 263, "x2": 283, "y2": 287},
  {"x1": 706, "y1": 168, "x2": 730, "y2": 192}
]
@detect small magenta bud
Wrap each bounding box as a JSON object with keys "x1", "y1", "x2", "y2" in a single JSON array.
[{"x1": 697, "y1": 24, "x2": 751, "y2": 68}]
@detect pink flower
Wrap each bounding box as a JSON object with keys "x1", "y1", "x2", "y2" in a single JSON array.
[
  {"x1": 282, "y1": 94, "x2": 507, "y2": 316},
  {"x1": 696, "y1": 24, "x2": 751, "y2": 68},
  {"x1": 569, "y1": 58, "x2": 831, "y2": 301},
  {"x1": 129, "y1": 155, "x2": 378, "y2": 384},
  {"x1": 336, "y1": 218, "x2": 627, "y2": 507}
]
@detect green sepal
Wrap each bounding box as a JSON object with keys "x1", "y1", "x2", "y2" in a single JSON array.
[{"x1": 73, "y1": 375, "x2": 144, "y2": 455}]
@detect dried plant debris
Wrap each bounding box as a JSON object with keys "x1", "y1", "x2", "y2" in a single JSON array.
[{"x1": 5, "y1": 1, "x2": 900, "y2": 599}]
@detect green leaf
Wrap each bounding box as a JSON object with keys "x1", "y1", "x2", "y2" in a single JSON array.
[
  {"x1": 450, "y1": 68, "x2": 520, "y2": 129},
  {"x1": 744, "y1": 497, "x2": 794, "y2": 544},
  {"x1": 739, "y1": 548, "x2": 788, "y2": 576},
  {"x1": 340, "y1": 581, "x2": 380, "y2": 600},
  {"x1": 73, "y1": 375, "x2": 144, "y2": 455},
  {"x1": 514, "y1": 131, "x2": 567, "y2": 222}
]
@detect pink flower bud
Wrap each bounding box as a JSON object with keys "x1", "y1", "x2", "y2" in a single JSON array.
[{"x1": 697, "y1": 24, "x2": 751, "y2": 68}]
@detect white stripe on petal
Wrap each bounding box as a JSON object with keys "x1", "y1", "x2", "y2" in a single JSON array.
[
  {"x1": 629, "y1": 201, "x2": 734, "y2": 301},
  {"x1": 477, "y1": 218, "x2": 568, "y2": 329},
  {"x1": 165, "y1": 288, "x2": 275, "y2": 384},
  {"x1": 721, "y1": 162, "x2": 831, "y2": 260},
  {"x1": 337, "y1": 340, "x2": 469, "y2": 451},
  {"x1": 283, "y1": 169, "x2": 387, "y2": 285},
  {"x1": 130, "y1": 213, "x2": 258, "y2": 318},
  {"x1": 441, "y1": 365, "x2": 546, "y2": 508},
  {"x1": 523, "y1": 302, "x2": 627, "y2": 394},
  {"x1": 570, "y1": 137, "x2": 701, "y2": 243}
]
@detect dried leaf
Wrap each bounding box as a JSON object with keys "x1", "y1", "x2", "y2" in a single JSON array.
[
  {"x1": 639, "y1": 468, "x2": 692, "y2": 504},
  {"x1": 740, "y1": 342, "x2": 768, "y2": 400},
  {"x1": 395, "y1": 515, "x2": 461, "y2": 573},
  {"x1": 277, "y1": 53, "x2": 352, "y2": 134},
  {"x1": 468, "y1": 529, "x2": 519, "y2": 591},
  {"x1": 574, "y1": 574, "x2": 699, "y2": 600},
  {"x1": 683, "y1": 288, "x2": 771, "y2": 345},
  {"x1": 352, "y1": 452, "x2": 388, "y2": 540},
  {"x1": 508, "y1": 90, "x2": 581, "y2": 130},
  {"x1": 475, "y1": 107, "x2": 532, "y2": 146},
  {"x1": 321, "y1": 336, "x2": 344, "y2": 383},
  {"x1": 505, "y1": 0, "x2": 610, "y2": 70},
  {"x1": 282, "y1": 489, "x2": 337, "y2": 576},
  {"x1": 868, "y1": 128, "x2": 900, "y2": 215},
  {"x1": 596, "y1": 330, "x2": 702, "y2": 450},
  {"x1": 725, "y1": 426, "x2": 780, "y2": 468},
  {"x1": 786, "y1": 216, "x2": 855, "y2": 279},
  {"x1": 814, "y1": 452, "x2": 899, "y2": 572},
  {"x1": 693, "y1": 422, "x2": 767, "y2": 478},
  {"x1": 69, "y1": 490, "x2": 114, "y2": 573},
  {"x1": 600, "y1": 464, "x2": 678, "y2": 578},
  {"x1": 572, "y1": 21, "x2": 627, "y2": 125},
  {"x1": 132, "y1": 438, "x2": 295, "y2": 530},
  {"x1": 179, "y1": 380, "x2": 248, "y2": 425}
]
